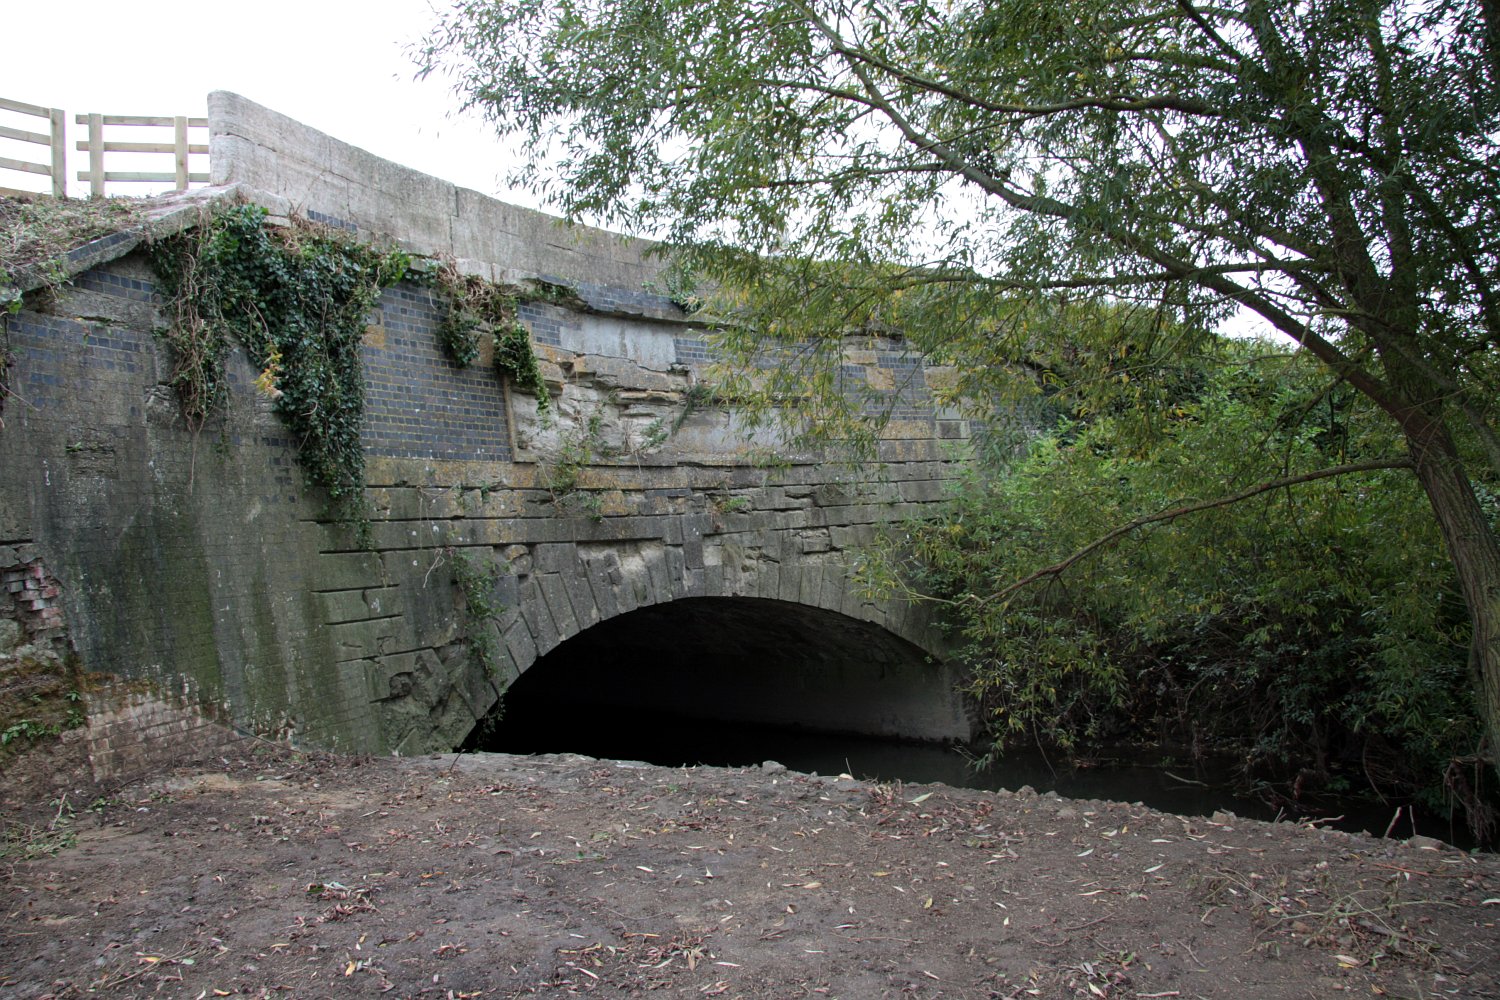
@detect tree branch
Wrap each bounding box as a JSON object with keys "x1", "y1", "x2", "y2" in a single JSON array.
[
  {"x1": 791, "y1": 3, "x2": 1228, "y2": 120},
  {"x1": 981, "y1": 458, "x2": 1415, "y2": 607},
  {"x1": 789, "y1": 1, "x2": 1403, "y2": 417}
]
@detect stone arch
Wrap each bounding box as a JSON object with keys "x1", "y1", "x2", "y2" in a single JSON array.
[{"x1": 448, "y1": 527, "x2": 970, "y2": 750}]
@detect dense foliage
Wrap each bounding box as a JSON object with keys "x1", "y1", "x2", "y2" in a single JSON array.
[
  {"x1": 862, "y1": 335, "x2": 1493, "y2": 832},
  {"x1": 149, "y1": 204, "x2": 408, "y2": 530},
  {"x1": 422, "y1": 0, "x2": 1500, "y2": 779}
]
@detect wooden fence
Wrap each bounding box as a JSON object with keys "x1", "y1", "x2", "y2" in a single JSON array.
[
  {"x1": 0, "y1": 97, "x2": 208, "y2": 198},
  {"x1": 0, "y1": 97, "x2": 66, "y2": 197}
]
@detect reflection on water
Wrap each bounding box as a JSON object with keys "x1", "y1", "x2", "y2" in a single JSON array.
[
  {"x1": 475, "y1": 703, "x2": 1484, "y2": 847},
  {"x1": 474, "y1": 704, "x2": 1284, "y2": 823}
]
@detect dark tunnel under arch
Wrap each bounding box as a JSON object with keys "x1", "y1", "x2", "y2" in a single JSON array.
[{"x1": 464, "y1": 596, "x2": 970, "y2": 761}]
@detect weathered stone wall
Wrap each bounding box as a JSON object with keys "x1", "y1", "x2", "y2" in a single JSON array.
[
  {"x1": 0, "y1": 93, "x2": 974, "y2": 756},
  {"x1": 1, "y1": 254, "x2": 352, "y2": 742}
]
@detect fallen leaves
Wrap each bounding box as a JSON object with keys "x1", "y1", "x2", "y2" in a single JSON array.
[{"x1": 7, "y1": 748, "x2": 1497, "y2": 1000}]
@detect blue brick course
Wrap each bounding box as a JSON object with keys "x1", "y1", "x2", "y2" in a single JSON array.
[
  {"x1": 361, "y1": 284, "x2": 514, "y2": 463},
  {"x1": 6, "y1": 312, "x2": 148, "y2": 411},
  {"x1": 8, "y1": 264, "x2": 515, "y2": 466},
  {"x1": 74, "y1": 268, "x2": 157, "y2": 303}
]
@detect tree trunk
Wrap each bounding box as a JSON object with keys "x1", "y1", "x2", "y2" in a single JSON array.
[{"x1": 1401, "y1": 409, "x2": 1500, "y2": 780}]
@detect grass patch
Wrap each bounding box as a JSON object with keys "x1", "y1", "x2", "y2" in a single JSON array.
[
  {"x1": 0, "y1": 643, "x2": 87, "y2": 770},
  {"x1": 0, "y1": 195, "x2": 142, "y2": 303}
]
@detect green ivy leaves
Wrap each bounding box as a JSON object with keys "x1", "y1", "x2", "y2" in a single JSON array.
[
  {"x1": 428, "y1": 263, "x2": 550, "y2": 413},
  {"x1": 149, "y1": 204, "x2": 409, "y2": 534}
]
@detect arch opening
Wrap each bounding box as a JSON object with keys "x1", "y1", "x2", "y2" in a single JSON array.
[{"x1": 464, "y1": 597, "x2": 969, "y2": 765}]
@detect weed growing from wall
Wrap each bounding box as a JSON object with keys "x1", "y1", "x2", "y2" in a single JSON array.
[
  {"x1": 541, "y1": 409, "x2": 608, "y2": 520},
  {"x1": 449, "y1": 548, "x2": 505, "y2": 679},
  {"x1": 428, "y1": 263, "x2": 550, "y2": 412},
  {"x1": 430, "y1": 265, "x2": 495, "y2": 367},
  {"x1": 0, "y1": 338, "x2": 13, "y2": 427},
  {"x1": 494, "y1": 320, "x2": 550, "y2": 411},
  {"x1": 148, "y1": 204, "x2": 409, "y2": 532}
]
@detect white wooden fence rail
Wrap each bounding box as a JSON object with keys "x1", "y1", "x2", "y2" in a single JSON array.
[
  {"x1": 0, "y1": 97, "x2": 66, "y2": 198},
  {"x1": 0, "y1": 97, "x2": 208, "y2": 198}
]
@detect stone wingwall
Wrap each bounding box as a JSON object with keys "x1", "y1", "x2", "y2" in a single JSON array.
[{"x1": 0, "y1": 93, "x2": 974, "y2": 757}]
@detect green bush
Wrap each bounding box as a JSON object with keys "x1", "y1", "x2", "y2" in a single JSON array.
[{"x1": 869, "y1": 339, "x2": 1493, "y2": 837}]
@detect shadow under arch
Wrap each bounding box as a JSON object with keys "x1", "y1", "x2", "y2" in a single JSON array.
[{"x1": 465, "y1": 596, "x2": 970, "y2": 757}]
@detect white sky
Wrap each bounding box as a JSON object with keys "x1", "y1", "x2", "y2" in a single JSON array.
[
  {"x1": 1, "y1": 0, "x2": 538, "y2": 207},
  {"x1": 0, "y1": 2, "x2": 1281, "y2": 340}
]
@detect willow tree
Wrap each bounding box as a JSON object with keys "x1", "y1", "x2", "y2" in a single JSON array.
[{"x1": 420, "y1": 0, "x2": 1500, "y2": 769}]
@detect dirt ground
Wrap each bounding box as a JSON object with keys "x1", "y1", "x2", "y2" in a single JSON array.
[{"x1": 2, "y1": 731, "x2": 1498, "y2": 999}]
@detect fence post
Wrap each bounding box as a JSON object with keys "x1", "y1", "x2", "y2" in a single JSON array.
[
  {"x1": 173, "y1": 116, "x2": 188, "y2": 191},
  {"x1": 48, "y1": 108, "x2": 65, "y2": 197},
  {"x1": 86, "y1": 113, "x2": 104, "y2": 199}
]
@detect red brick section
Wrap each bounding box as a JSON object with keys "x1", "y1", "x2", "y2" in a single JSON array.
[
  {"x1": 83, "y1": 683, "x2": 244, "y2": 784},
  {"x1": 1, "y1": 551, "x2": 66, "y2": 637},
  {"x1": 1, "y1": 546, "x2": 247, "y2": 784}
]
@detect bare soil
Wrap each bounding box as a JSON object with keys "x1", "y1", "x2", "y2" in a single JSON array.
[{"x1": 2, "y1": 731, "x2": 1498, "y2": 999}]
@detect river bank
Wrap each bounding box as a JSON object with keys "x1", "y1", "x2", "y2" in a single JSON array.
[{"x1": 2, "y1": 730, "x2": 1498, "y2": 998}]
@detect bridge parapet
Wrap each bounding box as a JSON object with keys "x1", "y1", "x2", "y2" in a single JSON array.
[
  {"x1": 1, "y1": 94, "x2": 974, "y2": 755},
  {"x1": 208, "y1": 90, "x2": 666, "y2": 295}
]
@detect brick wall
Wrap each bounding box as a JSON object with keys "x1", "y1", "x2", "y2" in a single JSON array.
[
  {"x1": 1, "y1": 545, "x2": 65, "y2": 640},
  {"x1": 361, "y1": 284, "x2": 514, "y2": 463},
  {"x1": 83, "y1": 681, "x2": 245, "y2": 784},
  {"x1": 0, "y1": 253, "x2": 356, "y2": 748}
]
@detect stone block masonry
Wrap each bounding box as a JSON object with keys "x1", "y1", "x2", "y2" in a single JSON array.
[
  {"x1": 207, "y1": 91, "x2": 668, "y2": 295},
  {"x1": 0, "y1": 92, "x2": 978, "y2": 759}
]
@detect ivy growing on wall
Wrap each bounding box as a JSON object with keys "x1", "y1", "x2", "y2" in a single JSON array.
[
  {"x1": 148, "y1": 203, "x2": 558, "y2": 538},
  {"x1": 428, "y1": 263, "x2": 551, "y2": 412},
  {"x1": 148, "y1": 203, "x2": 409, "y2": 531},
  {"x1": 448, "y1": 547, "x2": 505, "y2": 679}
]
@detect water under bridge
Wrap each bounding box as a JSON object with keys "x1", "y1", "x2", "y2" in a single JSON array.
[{"x1": 0, "y1": 93, "x2": 974, "y2": 757}]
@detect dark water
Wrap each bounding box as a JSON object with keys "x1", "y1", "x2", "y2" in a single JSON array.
[{"x1": 470, "y1": 703, "x2": 1469, "y2": 846}]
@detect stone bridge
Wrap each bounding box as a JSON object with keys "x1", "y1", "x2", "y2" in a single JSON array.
[{"x1": 0, "y1": 93, "x2": 973, "y2": 756}]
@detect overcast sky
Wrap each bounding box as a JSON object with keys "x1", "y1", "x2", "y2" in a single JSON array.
[
  {"x1": 2, "y1": 3, "x2": 1279, "y2": 340},
  {"x1": 1, "y1": 1, "x2": 537, "y2": 206}
]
